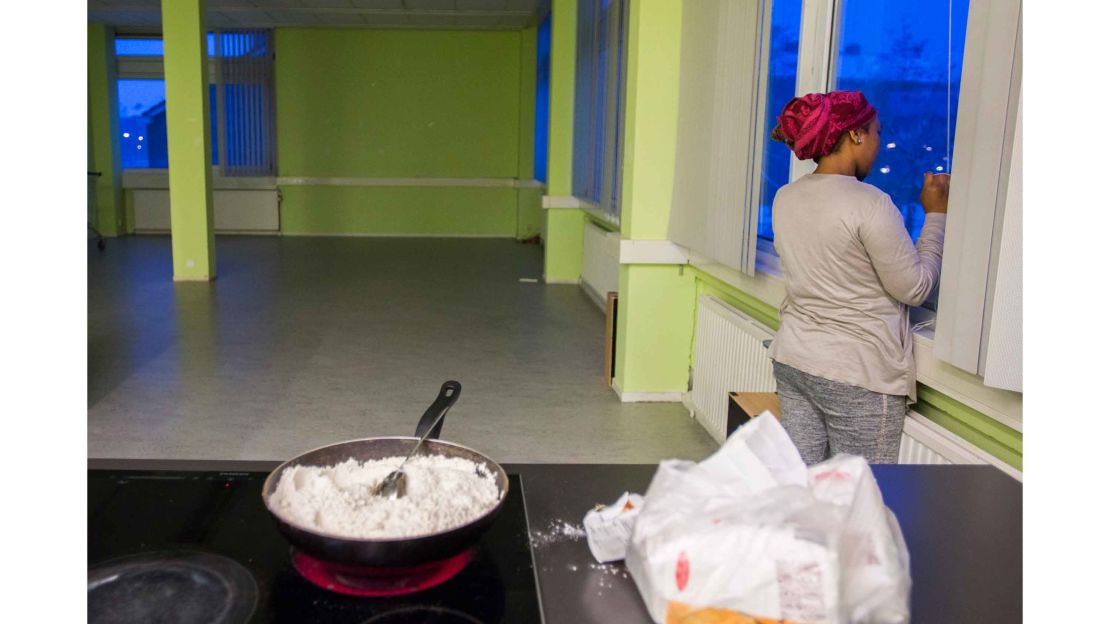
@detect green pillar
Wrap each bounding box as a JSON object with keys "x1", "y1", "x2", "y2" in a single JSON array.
[
  {"x1": 612, "y1": 0, "x2": 693, "y2": 395},
  {"x1": 87, "y1": 23, "x2": 123, "y2": 237},
  {"x1": 543, "y1": 0, "x2": 585, "y2": 283},
  {"x1": 162, "y1": 0, "x2": 216, "y2": 281},
  {"x1": 516, "y1": 25, "x2": 544, "y2": 240}
]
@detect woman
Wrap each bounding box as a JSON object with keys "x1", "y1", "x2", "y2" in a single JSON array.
[{"x1": 767, "y1": 91, "x2": 950, "y2": 465}]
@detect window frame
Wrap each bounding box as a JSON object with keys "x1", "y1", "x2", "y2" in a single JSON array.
[
  {"x1": 572, "y1": 0, "x2": 629, "y2": 224},
  {"x1": 113, "y1": 30, "x2": 276, "y2": 178},
  {"x1": 743, "y1": 0, "x2": 1022, "y2": 387}
]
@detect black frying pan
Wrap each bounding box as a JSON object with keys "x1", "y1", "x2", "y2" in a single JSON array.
[{"x1": 261, "y1": 381, "x2": 509, "y2": 567}]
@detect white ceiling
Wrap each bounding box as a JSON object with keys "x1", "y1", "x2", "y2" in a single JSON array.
[{"x1": 88, "y1": 0, "x2": 549, "y2": 30}]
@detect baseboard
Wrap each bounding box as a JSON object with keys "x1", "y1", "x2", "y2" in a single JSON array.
[
  {"x1": 279, "y1": 232, "x2": 516, "y2": 239},
  {"x1": 610, "y1": 379, "x2": 684, "y2": 403},
  {"x1": 543, "y1": 276, "x2": 579, "y2": 285},
  {"x1": 578, "y1": 280, "x2": 608, "y2": 313},
  {"x1": 683, "y1": 391, "x2": 726, "y2": 444}
]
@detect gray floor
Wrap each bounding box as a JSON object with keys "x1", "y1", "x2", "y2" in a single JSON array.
[{"x1": 88, "y1": 236, "x2": 718, "y2": 464}]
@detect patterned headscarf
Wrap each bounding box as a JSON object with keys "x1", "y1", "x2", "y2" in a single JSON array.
[{"x1": 771, "y1": 91, "x2": 877, "y2": 161}]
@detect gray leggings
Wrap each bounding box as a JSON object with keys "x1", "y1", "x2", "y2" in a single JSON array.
[{"x1": 773, "y1": 361, "x2": 906, "y2": 465}]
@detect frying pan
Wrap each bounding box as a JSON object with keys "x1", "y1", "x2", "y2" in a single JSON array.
[{"x1": 261, "y1": 381, "x2": 509, "y2": 567}]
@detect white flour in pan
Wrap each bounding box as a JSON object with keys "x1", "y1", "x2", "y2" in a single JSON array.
[{"x1": 269, "y1": 456, "x2": 501, "y2": 539}]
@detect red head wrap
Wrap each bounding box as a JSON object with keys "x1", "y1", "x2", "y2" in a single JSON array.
[{"x1": 771, "y1": 91, "x2": 877, "y2": 161}]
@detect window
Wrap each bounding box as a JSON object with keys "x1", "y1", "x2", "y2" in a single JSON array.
[
  {"x1": 118, "y1": 80, "x2": 218, "y2": 168},
  {"x1": 114, "y1": 31, "x2": 275, "y2": 176},
  {"x1": 757, "y1": 0, "x2": 803, "y2": 242},
  {"x1": 754, "y1": 0, "x2": 970, "y2": 244},
  {"x1": 573, "y1": 0, "x2": 628, "y2": 222},
  {"x1": 115, "y1": 33, "x2": 217, "y2": 57},
  {"x1": 833, "y1": 0, "x2": 970, "y2": 241},
  {"x1": 534, "y1": 14, "x2": 551, "y2": 183}
]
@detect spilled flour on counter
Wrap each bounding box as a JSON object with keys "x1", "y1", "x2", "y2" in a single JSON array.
[
  {"x1": 530, "y1": 519, "x2": 587, "y2": 548},
  {"x1": 268, "y1": 456, "x2": 500, "y2": 539}
]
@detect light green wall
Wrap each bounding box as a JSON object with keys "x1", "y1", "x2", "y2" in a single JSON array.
[
  {"x1": 543, "y1": 0, "x2": 585, "y2": 282},
  {"x1": 87, "y1": 23, "x2": 123, "y2": 237},
  {"x1": 545, "y1": 1, "x2": 576, "y2": 196},
  {"x1": 280, "y1": 186, "x2": 517, "y2": 236},
  {"x1": 162, "y1": 0, "x2": 216, "y2": 280},
  {"x1": 274, "y1": 28, "x2": 526, "y2": 237},
  {"x1": 611, "y1": 0, "x2": 690, "y2": 392},
  {"x1": 516, "y1": 25, "x2": 544, "y2": 240},
  {"x1": 614, "y1": 265, "x2": 696, "y2": 392}
]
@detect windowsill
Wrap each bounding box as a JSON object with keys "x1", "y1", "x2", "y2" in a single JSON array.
[
  {"x1": 122, "y1": 169, "x2": 277, "y2": 190},
  {"x1": 541, "y1": 195, "x2": 620, "y2": 231}
]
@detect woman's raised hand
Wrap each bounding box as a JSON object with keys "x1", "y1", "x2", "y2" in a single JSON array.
[{"x1": 920, "y1": 172, "x2": 951, "y2": 214}]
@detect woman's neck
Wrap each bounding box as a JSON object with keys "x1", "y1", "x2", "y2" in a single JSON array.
[{"x1": 813, "y1": 156, "x2": 857, "y2": 178}]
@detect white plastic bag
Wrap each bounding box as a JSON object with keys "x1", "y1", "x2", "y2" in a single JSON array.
[
  {"x1": 584, "y1": 492, "x2": 645, "y2": 563},
  {"x1": 624, "y1": 413, "x2": 911, "y2": 624}
]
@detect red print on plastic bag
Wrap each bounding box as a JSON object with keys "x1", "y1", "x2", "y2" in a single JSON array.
[{"x1": 675, "y1": 551, "x2": 690, "y2": 591}]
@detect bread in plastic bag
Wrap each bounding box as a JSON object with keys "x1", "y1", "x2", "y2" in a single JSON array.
[{"x1": 625, "y1": 413, "x2": 910, "y2": 624}]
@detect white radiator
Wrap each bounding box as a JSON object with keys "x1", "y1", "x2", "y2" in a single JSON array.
[
  {"x1": 689, "y1": 295, "x2": 776, "y2": 442},
  {"x1": 688, "y1": 297, "x2": 1022, "y2": 480},
  {"x1": 132, "y1": 189, "x2": 280, "y2": 233},
  {"x1": 580, "y1": 221, "x2": 620, "y2": 311}
]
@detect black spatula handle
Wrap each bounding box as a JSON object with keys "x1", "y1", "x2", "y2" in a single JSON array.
[{"x1": 414, "y1": 381, "x2": 461, "y2": 440}]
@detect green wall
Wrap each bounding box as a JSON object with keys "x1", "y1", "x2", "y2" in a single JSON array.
[
  {"x1": 275, "y1": 28, "x2": 533, "y2": 237},
  {"x1": 611, "y1": 0, "x2": 689, "y2": 393},
  {"x1": 87, "y1": 23, "x2": 123, "y2": 237},
  {"x1": 516, "y1": 25, "x2": 544, "y2": 240},
  {"x1": 542, "y1": 0, "x2": 586, "y2": 282}
]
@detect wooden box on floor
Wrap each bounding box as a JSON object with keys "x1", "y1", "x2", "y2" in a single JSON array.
[
  {"x1": 727, "y1": 392, "x2": 780, "y2": 436},
  {"x1": 604, "y1": 292, "x2": 617, "y2": 386}
]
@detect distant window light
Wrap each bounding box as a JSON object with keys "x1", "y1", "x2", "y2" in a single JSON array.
[
  {"x1": 115, "y1": 33, "x2": 218, "y2": 57},
  {"x1": 115, "y1": 38, "x2": 163, "y2": 56}
]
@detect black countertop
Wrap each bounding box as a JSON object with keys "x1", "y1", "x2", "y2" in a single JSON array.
[{"x1": 89, "y1": 459, "x2": 1022, "y2": 623}]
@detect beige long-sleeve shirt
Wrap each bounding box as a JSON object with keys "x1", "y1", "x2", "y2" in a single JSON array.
[{"x1": 767, "y1": 173, "x2": 946, "y2": 402}]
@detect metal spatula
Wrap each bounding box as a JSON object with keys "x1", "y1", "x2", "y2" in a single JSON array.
[{"x1": 373, "y1": 381, "x2": 461, "y2": 499}]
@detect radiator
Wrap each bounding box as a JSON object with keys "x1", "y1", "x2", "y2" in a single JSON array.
[
  {"x1": 132, "y1": 189, "x2": 280, "y2": 233},
  {"x1": 580, "y1": 221, "x2": 620, "y2": 311},
  {"x1": 690, "y1": 295, "x2": 777, "y2": 442},
  {"x1": 688, "y1": 297, "x2": 1022, "y2": 480}
]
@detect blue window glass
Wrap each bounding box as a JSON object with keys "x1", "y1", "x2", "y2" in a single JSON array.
[
  {"x1": 835, "y1": 0, "x2": 970, "y2": 240},
  {"x1": 114, "y1": 38, "x2": 164, "y2": 56},
  {"x1": 534, "y1": 13, "x2": 552, "y2": 183},
  {"x1": 757, "y1": 0, "x2": 803, "y2": 242},
  {"x1": 114, "y1": 34, "x2": 218, "y2": 57},
  {"x1": 117, "y1": 79, "x2": 219, "y2": 169}
]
